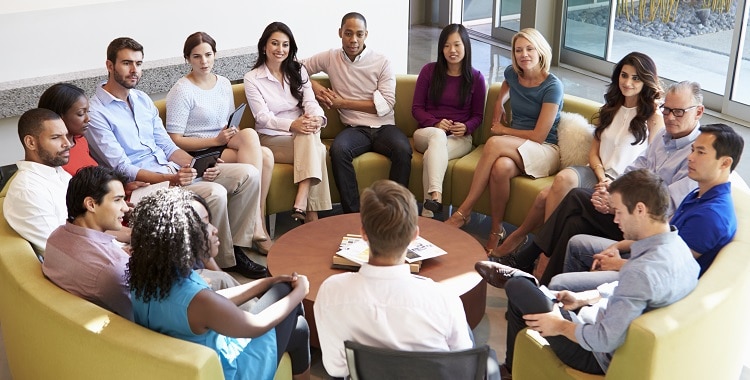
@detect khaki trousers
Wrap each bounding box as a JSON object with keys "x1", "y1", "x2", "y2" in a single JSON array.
[
  {"x1": 260, "y1": 133, "x2": 332, "y2": 211},
  {"x1": 187, "y1": 162, "x2": 259, "y2": 267},
  {"x1": 413, "y1": 127, "x2": 473, "y2": 200}
]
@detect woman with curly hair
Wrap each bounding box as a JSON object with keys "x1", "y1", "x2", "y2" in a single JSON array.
[
  {"x1": 244, "y1": 21, "x2": 331, "y2": 223},
  {"x1": 491, "y1": 52, "x2": 664, "y2": 263},
  {"x1": 128, "y1": 188, "x2": 311, "y2": 380}
]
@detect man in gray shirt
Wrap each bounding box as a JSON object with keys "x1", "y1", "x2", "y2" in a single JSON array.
[{"x1": 475, "y1": 169, "x2": 699, "y2": 377}]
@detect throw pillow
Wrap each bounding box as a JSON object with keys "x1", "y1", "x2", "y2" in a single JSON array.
[{"x1": 557, "y1": 111, "x2": 595, "y2": 168}]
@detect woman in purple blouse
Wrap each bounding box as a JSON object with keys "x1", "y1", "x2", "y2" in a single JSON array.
[{"x1": 412, "y1": 24, "x2": 486, "y2": 218}]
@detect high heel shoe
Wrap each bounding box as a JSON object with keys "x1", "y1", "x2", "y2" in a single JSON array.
[
  {"x1": 488, "y1": 234, "x2": 529, "y2": 260},
  {"x1": 445, "y1": 210, "x2": 470, "y2": 228},
  {"x1": 291, "y1": 208, "x2": 306, "y2": 224},
  {"x1": 485, "y1": 226, "x2": 507, "y2": 254},
  {"x1": 423, "y1": 199, "x2": 443, "y2": 214}
]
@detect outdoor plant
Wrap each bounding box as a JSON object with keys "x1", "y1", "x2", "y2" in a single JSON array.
[{"x1": 617, "y1": 0, "x2": 734, "y2": 23}]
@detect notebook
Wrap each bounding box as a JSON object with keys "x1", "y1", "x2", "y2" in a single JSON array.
[{"x1": 227, "y1": 103, "x2": 246, "y2": 129}]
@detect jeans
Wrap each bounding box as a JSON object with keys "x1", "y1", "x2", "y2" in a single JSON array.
[
  {"x1": 533, "y1": 188, "x2": 624, "y2": 285},
  {"x1": 251, "y1": 283, "x2": 310, "y2": 374},
  {"x1": 329, "y1": 125, "x2": 412, "y2": 213},
  {"x1": 548, "y1": 234, "x2": 628, "y2": 292}
]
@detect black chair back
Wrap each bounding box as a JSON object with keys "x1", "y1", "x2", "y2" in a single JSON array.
[
  {"x1": 344, "y1": 340, "x2": 489, "y2": 380},
  {"x1": 0, "y1": 164, "x2": 18, "y2": 191}
]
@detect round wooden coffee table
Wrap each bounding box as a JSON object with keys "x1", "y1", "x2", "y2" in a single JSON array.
[{"x1": 267, "y1": 213, "x2": 487, "y2": 347}]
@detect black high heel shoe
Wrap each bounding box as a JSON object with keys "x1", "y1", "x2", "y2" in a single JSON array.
[
  {"x1": 423, "y1": 199, "x2": 443, "y2": 214},
  {"x1": 291, "y1": 208, "x2": 306, "y2": 223}
]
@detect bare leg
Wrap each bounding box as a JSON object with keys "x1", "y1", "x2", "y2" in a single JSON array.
[
  {"x1": 491, "y1": 186, "x2": 549, "y2": 258},
  {"x1": 486, "y1": 157, "x2": 522, "y2": 252},
  {"x1": 292, "y1": 178, "x2": 315, "y2": 223},
  {"x1": 544, "y1": 168, "x2": 579, "y2": 220},
  {"x1": 430, "y1": 191, "x2": 442, "y2": 203},
  {"x1": 446, "y1": 136, "x2": 525, "y2": 227},
  {"x1": 530, "y1": 170, "x2": 579, "y2": 278}
]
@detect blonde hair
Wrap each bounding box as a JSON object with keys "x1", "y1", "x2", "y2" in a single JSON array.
[
  {"x1": 360, "y1": 180, "x2": 418, "y2": 259},
  {"x1": 511, "y1": 28, "x2": 552, "y2": 76}
]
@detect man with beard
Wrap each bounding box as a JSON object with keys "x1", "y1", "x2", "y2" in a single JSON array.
[
  {"x1": 3, "y1": 108, "x2": 73, "y2": 257},
  {"x1": 85, "y1": 37, "x2": 267, "y2": 279}
]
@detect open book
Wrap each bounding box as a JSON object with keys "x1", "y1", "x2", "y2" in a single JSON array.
[{"x1": 336, "y1": 235, "x2": 446, "y2": 264}]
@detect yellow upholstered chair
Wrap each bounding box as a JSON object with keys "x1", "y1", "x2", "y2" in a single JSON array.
[
  {"x1": 512, "y1": 185, "x2": 750, "y2": 379},
  {"x1": 0, "y1": 179, "x2": 292, "y2": 380}
]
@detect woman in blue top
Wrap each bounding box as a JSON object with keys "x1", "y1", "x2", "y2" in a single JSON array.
[
  {"x1": 446, "y1": 28, "x2": 564, "y2": 254},
  {"x1": 412, "y1": 24, "x2": 486, "y2": 218},
  {"x1": 128, "y1": 188, "x2": 311, "y2": 380}
]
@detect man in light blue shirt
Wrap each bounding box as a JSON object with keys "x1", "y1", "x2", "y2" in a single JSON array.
[{"x1": 86, "y1": 37, "x2": 267, "y2": 279}]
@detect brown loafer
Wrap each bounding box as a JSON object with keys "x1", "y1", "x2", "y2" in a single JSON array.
[{"x1": 474, "y1": 260, "x2": 538, "y2": 289}]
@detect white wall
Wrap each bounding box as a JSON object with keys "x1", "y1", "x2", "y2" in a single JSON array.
[{"x1": 0, "y1": 0, "x2": 410, "y2": 165}]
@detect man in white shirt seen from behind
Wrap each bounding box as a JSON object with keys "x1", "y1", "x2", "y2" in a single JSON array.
[
  {"x1": 314, "y1": 180, "x2": 473, "y2": 378},
  {"x1": 3, "y1": 108, "x2": 72, "y2": 257}
]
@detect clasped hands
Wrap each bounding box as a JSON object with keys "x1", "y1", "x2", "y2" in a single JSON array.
[
  {"x1": 591, "y1": 180, "x2": 613, "y2": 214},
  {"x1": 315, "y1": 86, "x2": 343, "y2": 110},
  {"x1": 435, "y1": 119, "x2": 467, "y2": 137},
  {"x1": 275, "y1": 272, "x2": 310, "y2": 294},
  {"x1": 290, "y1": 115, "x2": 324, "y2": 134},
  {"x1": 591, "y1": 244, "x2": 626, "y2": 272}
]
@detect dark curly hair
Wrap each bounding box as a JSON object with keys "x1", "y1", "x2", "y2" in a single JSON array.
[
  {"x1": 127, "y1": 188, "x2": 211, "y2": 302},
  {"x1": 594, "y1": 52, "x2": 661, "y2": 145},
  {"x1": 253, "y1": 22, "x2": 306, "y2": 109}
]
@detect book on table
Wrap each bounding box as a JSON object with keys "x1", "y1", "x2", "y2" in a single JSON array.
[
  {"x1": 332, "y1": 254, "x2": 421, "y2": 274},
  {"x1": 332, "y1": 234, "x2": 447, "y2": 273}
]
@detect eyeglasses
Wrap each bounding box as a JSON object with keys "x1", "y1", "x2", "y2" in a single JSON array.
[{"x1": 660, "y1": 105, "x2": 699, "y2": 117}]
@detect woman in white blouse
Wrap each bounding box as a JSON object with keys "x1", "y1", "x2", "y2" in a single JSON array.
[
  {"x1": 244, "y1": 22, "x2": 331, "y2": 223},
  {"x1": 166, "y1": 31, "x2": 274, "y2": 253}
]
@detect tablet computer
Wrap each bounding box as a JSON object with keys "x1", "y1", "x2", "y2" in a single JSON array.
[
  {"x1": 190, "y1": 150, "x2": 221, "y2": 178},
  {"x1": 227, "y1": 103, "x2": 247, "y2": 129}
]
